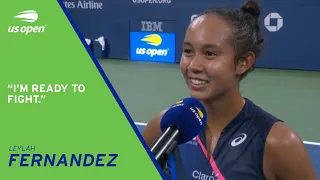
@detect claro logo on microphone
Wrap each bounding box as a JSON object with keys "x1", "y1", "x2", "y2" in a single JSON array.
[{"x1": 190, "y1": 107, "x2": 203, "y2": 125}]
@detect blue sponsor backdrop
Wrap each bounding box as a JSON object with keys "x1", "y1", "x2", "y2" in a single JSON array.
[
  {"x1": 64, "y1": 0, "x2": 320, "y2": 71},
  {"x1": 130, "y1": 32, "x2": 176, "y2": 63}
]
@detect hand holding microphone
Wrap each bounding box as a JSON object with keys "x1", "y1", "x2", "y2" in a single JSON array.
[{"x1": 150, "y1": 97, "x2": 208, "y2": 169}]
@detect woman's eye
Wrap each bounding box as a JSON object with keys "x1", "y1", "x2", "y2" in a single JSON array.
[
  {"x1": 184, "y1": 49, "x2": 192, "y2": 54},
  {"x1": 204, "y1": 51, "x2": 216, "y2": 57}
]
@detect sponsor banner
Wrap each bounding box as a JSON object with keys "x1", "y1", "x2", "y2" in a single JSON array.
[
  {"x1": 62, "y1": 0, "x2": 104, "y2": 10},
  {"x1": 130, "y1": 20, "x2": 176, "y2": 33},
  {"x1": 68, "y1": 0, "x2": 320, "y2": 70},
  {"x1": 130, "y1": 32, "x2": 175, "y2": 63},
  {"x1": 132, "y1": 0, "x2": 172, "y2": 4}
]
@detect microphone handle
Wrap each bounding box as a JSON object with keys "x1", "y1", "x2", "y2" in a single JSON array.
[{"x1": 150, "y1": 126, "x2": 180, "y2": 169}]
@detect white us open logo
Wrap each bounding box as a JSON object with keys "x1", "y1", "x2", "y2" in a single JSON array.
[{"x1": 8, "y1": 10, "x2": 47, "y2": 35}]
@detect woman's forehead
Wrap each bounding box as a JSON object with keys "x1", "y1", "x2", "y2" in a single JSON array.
[{"x1": 185, "y1": 15, "x2": 232, "y2": 47}]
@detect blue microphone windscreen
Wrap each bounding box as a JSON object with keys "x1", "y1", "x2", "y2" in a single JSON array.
[{"x1": 160, "y1": 97, "x2": 207, "y2": 144}]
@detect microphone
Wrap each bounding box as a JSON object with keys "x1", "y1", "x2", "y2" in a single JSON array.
[{"x1": 150, "y1": 97, "x2": 207, "y2": 169}]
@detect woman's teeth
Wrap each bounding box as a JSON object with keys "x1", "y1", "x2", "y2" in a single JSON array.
[{"x1": 190, "y1": 78, "x2": 207, "y2": 85}]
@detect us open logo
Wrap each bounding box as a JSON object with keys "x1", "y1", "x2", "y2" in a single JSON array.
[
  {"x1": 190, "y1": 107, "x2": 204, "y2": 126},
  {"x1": 8, "y1": 10, "x2": 47, "y2": 35}
]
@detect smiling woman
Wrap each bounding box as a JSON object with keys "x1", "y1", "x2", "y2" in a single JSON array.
[{"x1": 142, "y1": 1, "x2": 318, "y2": 180}]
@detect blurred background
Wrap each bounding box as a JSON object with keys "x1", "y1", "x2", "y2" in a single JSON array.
[{"x1": 63, "y1": 0, "x2": 320, "y2": 175}]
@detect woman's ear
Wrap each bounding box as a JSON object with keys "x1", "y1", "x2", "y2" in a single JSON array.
[{"x1": 236, "y1": 51, "x2": 256, "y2": 75}]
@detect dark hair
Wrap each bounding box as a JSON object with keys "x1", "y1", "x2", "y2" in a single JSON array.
[{"x1": 197, "y1": 1, "x2": 264, "y2": 80}]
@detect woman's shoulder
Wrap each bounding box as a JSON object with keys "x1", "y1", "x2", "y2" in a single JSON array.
[
  {"x1": 142, "y1": 109, "x2": 168, "y2": 146},
  {"x1": 245, "y1": 98, "x2": 281, "y2": 123},
  {"x1": 243, "y1": 98, "x2": 284, "y2": 144},
  {"x1": 245, "y1": 99, "x2": 318, "y2": 179},
  {"x1": 263, "y1": 121, "x2": 317, "y2": 179}
]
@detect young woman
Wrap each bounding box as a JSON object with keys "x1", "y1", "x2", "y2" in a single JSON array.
[{"x1": 143, "y1": 1, "x2": 317, "y2": 180}]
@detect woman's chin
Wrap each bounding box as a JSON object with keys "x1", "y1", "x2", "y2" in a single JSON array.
[{"x1": 189, "y1": 90, "x2": 209, "y2": 101}]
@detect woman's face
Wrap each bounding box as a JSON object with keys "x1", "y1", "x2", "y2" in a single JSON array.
[{"x1": 180, "y1": 14, "x2": 240, "y2": 101}]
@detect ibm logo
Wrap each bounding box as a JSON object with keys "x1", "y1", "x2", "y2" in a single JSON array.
[{"x1": 141, "y1": 21, "x2": 163, "y2": 32}]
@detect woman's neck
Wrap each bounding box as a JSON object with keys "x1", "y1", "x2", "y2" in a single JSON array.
[{"x1": 203, "y1": 89, "x2": 245, "y2": 133}]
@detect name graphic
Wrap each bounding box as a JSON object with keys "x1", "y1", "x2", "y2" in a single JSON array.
[
  {"x1": 8, "y1": 145, "x2": 118, "y2": 167},
  {"x1": 9, "y1": 145, "x2": 36, "y2": 152}
]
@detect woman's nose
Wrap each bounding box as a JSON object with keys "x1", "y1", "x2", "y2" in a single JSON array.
[{"x1": 188, "y1": 57, "x2": 204, "y2": 74}]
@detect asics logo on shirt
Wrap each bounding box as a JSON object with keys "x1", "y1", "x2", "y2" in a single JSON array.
[{"x1": 231, "y1": 133, "x2": 247, "y2": 147}]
